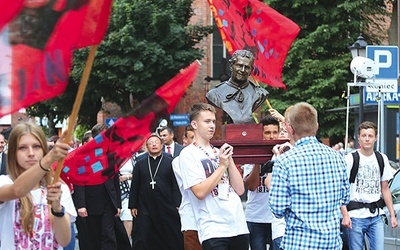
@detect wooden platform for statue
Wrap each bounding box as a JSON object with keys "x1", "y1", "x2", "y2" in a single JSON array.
[
  {"x1": 213, "y1": 124, "x2": 288, "y2": 164},
  {"x1": 222, "y1": 123, "x2": 263, "y2": 140},
  {"x1": 211, "y1": 139, "x2": 287, "y2": 164}
]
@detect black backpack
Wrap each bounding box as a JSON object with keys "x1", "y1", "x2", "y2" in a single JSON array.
[{"x1": 349, "y1": 151, "x2": 384, "y2": 183}]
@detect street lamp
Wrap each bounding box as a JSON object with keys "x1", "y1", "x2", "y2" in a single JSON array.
[{"x1": 348, "y1": 34, "x2": 367, "y2": 123}]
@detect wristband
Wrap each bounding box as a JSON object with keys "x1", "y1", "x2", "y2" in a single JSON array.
[
  {"x1": 39, "y1": 159, "x2": 50, "y2": 172},
  {"x1": 51, "y1": 205, "x2": 65, "y2": 217}
]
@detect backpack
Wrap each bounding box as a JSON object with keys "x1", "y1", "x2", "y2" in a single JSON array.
[{"x1": 349, "y1": 151, "x2": 384, "y2": 184}]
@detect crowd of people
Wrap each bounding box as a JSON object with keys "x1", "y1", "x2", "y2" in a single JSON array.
[{"x1": 0, "y1": 48, "x2": 398, "y2": 250}]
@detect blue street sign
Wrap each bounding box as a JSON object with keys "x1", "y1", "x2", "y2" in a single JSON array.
[
  {"x1": 170, "y1": 114, "x2": 189, "y2": 121},
  {"x1": 105, "y1": 118, "x2": 118, "y2": 127},
  {"x1": 366, "y1": 46, "x2": 399, "y2": 79},
  {"x1": 364, "y1": 86, "x2": 400, "y2": 105},
  {"x1": 173, "y1": 120, "x2": 190, "y2": 126}
]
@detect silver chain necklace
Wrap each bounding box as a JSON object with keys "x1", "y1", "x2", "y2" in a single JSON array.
[{"x1": 147, "y1": 154, "x2": 163, "y2": 189}]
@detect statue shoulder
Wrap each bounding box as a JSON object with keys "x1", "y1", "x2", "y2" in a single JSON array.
[
  {"x1": 249, "y1": 81, "x2": 268, "y2": 93},
  {"x1": 215, "y1": 81, "x2": 227, "y2": 88},
  {"x1": 249, "y1": 80, "x2": 260, "y2": 88},
  {"x1": 207, "y1": 82, "x2": 229, "y2": 95}
]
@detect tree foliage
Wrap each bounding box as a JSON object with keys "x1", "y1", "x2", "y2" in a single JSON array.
[
  {"x1": 263, "y1": 0, "x2": 390, "y2": 141},
  {"x1": 27, "y1": 0, "x2": 212, "y2": 129}
]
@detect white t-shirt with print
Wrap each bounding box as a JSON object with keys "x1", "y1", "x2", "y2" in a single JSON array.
[
  {"x1": 344, "y1": 150, "x2": 393, "y2": 218},
  {"x1": 172, "y1": 156, "x2": 197, "y2": 231},
  {"x1": 0, "y1": 175, "x2": 77, "y2": 250},
  {"x1": 243, "y1": 164, "x2": 274, "y2": 223},
  {"x1": 179, "y1": 144, "x2": 249, "y2": 243}
]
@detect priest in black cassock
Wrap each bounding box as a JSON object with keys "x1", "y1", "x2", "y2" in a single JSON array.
[{"x1": 128, "y1": 134, "x2": 183, "y2": 250}]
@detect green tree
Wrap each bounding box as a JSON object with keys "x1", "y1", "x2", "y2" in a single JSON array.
[
  {"x1": 263, "y1": 0, "x2": 390, "y2": 141},
  {"x1": 28, "y1": 0, "x2": 212, "y2": 129}
]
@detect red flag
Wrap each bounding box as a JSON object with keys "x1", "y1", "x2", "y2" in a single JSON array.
[
  {"x1": 57, "y1": 62, "x2": 200, "y2": 186},
  {"x1": 0, "y1": 0, "x2": 113, "y2": 117},
  {"x1": 207, "y1": 0, "x2": 300, "y2": 89}
]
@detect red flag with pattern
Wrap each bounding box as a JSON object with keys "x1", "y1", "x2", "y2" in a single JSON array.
[
  {"x1": 57, "y1": 62, "x2": 199, "y2": 185},
  {"x1": 207, "y1": 0, "x2": 300, "y2": 89},
  {"x1": 0, "y1": 0, "x2": 113, "y2": 117}
]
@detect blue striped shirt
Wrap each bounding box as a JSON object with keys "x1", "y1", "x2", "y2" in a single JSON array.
[{"x1": 269, "y1": 136, "x2": 350, "y2": 250}]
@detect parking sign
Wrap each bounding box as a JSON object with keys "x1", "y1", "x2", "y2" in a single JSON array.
[{"x1": 366, "y1": 46, "x2": 399, "y2": 79}]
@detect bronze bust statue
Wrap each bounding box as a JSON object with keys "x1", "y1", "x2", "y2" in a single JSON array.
[{"x1": 206, "y1": 50, "x2": 269, "y2": 124}]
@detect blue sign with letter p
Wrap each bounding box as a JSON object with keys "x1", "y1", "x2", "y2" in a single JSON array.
[{"x1": 366, "y1": 46, "x2": 399, "y2": 79}]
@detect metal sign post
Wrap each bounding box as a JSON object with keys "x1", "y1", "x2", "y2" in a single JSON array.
[{"x1": 366, "y1": 46, "x2": 399, "y2": 153}]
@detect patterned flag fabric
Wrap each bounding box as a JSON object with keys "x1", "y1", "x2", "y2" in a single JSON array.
[
  {"x1": 207, "y1": 0, "x2": 300, "y2": 89},
  {"x1": 57, "y1": 62, "x2": 199, "y2": 186},
  {"x1": 0, "y1": 0, "x2": 113, "y2": 117}
]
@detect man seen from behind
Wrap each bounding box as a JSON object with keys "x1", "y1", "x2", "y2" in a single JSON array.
[{"x1": 269, "y1": 102, "x2": 350, "y2": 250}]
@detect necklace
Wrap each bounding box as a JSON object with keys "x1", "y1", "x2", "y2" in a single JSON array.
[
  {"x1": 193, "y1": 142, "x2": 219, "y2": 164},
  {"x1": 18, "y1": 187, "x2": 46, "y2": 237},
  {"x1": 147, "y1": 154, "x2": 163, "y2": 189}
]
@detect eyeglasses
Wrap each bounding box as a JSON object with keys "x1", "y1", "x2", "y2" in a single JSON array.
[{"x1": 147, "y1": 141, "x2": 161, "y2": 146}]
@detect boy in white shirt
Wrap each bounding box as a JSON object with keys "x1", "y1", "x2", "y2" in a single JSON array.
[
  {"x1": 342, "y1": 121, "x2": 398, "y2": 249},
  {"x1": 179, "y1": 103, "x2": 249, "y2": 249}
]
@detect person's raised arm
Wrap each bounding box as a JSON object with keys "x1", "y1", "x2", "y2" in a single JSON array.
[
  {"x1": 0, "y1": 131, "x2": 70, "y2": 202},
  {"x1": 47, "y1": 182, "x2": 71, "y2": 247},
  {"x1": 269, "y1": 108, "x2": 284, "y2": 122},
  {"x1": 228, "y1": 154, "x2": 245, "y2": 195},
  {"x1": 244, "y1": 164, "x2": 260, "y2": 191},
  {"x1": 190, "y1": 144, "x2": 232, "y2": 200}
]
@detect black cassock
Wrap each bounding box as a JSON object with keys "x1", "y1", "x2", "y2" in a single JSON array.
[{"x1": 128, "y1": 152, "x2": 183, "y2": 250}]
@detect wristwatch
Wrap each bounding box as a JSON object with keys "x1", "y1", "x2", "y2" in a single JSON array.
[{"x1": 51, "y1": 205, "x2": 65, "y2": 217}]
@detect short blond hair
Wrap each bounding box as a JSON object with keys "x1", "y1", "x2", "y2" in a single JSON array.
[{"x1": 287, "y1": 102, "x2": 318, "y2": 136}]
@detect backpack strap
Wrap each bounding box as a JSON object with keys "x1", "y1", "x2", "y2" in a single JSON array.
[
  {"x1": 349, "y1": 151, "x2": 359, "y2": 183},
  {"x1": 374, "y1": 151, "x2": 384, "y2": 178},
  {"x1": 350, "y1": 151, "x2": 385, "y2": 184}
]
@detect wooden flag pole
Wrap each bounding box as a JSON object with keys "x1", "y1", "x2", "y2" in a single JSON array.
[
  {"x1": 251, "y1": 75, "x2": 272, "y2": 109},
  {"x1": 53, "y1": 45, "x2": 99, "y2": 184},
  {"x1": 265, "y1": 99, "x2": 272, "y2": 109}
]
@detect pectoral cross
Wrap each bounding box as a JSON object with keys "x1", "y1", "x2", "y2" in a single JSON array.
[{"x1": 150, "y1": 180, "x2": 156, "y2": 189}]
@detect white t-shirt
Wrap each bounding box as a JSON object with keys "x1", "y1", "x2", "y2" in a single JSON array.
[
  {"x1": 119, "y1": 157, "x2": 135, "y2": 221},
  {"x1": 119, "y1": 156, "x2": 134, "y2": 189},
  {"x1": 179, "y1": 144, "x2": 249, "y2": 243},
  {"x1": 243, "y1": 164, "x2": 274, "y2": 223},
  {"x1": 344, "y1": 150, "x2": 393, "y2": 218},
  {"x1": 0, "y1": 175, "x2": 77, "y2": 250},
  {"x1": 271, "y1": 216, "x2": 286, "y2": 240},
  {"x1": 172, "y1": 156, "x2": 197, "y2": 231}
]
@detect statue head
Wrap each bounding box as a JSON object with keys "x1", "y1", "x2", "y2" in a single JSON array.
[{"x1": 228, "y1": 50, "x2": 255, "y2": 87}]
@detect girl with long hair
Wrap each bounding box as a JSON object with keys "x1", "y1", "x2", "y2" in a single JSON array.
[{"x1": 0, "y1": 122, "x2": 76, "y2": 249}]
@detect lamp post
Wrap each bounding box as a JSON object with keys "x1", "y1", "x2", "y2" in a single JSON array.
[{"x1": 348, "y1": 34, "x2": 368, "y2": 124}]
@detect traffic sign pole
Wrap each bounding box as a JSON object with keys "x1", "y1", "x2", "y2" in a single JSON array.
[{"x1": 366, "y1": 46, "x2": 399, "y2": 154}]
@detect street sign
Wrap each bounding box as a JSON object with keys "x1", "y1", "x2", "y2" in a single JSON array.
[
  {"x1": 364, "y1": 86, "x2": 400, "y2": 104},
  {"x1": 170, "y1": 114, "x2": 189, "y2": 121},
  {"x1": 365, "y1": 79, "x2": 398, "y2": 93},
  {"x1": 170, "y1": 113, "x2": 190, "y2": 127},
  {"x1": 173, "y1": 120, "x2": 190, "y2": 126},
  {"x1": 366, "y1": 46, "x2": 399, "y2": 79},
  {"x1": 105, "y1": 118, "x2": 118, "y2": 127}
]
